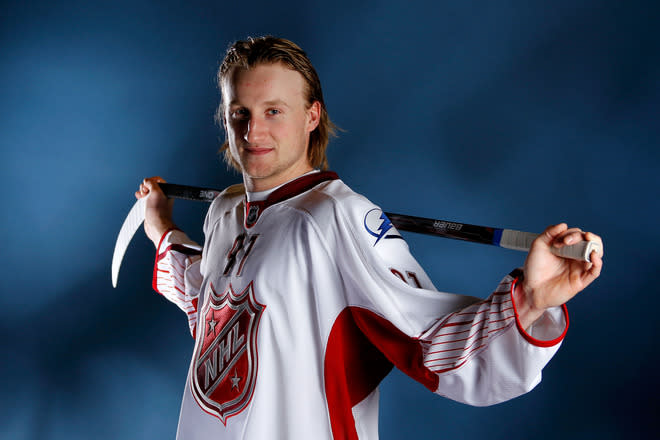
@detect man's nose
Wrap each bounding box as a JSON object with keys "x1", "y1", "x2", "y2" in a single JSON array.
[{"x1": 244, "y1": 117, "x2": 267, "y2": 144}]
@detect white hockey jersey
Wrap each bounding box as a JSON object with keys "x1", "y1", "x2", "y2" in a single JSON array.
[{"x1": 153, "y1": 171, "x2": 568, "y2": 440}]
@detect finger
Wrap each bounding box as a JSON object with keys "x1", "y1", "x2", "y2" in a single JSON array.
[
  {"x1": 584, "y1": 231, "x2": 604, "y2": 258},
  {"x1": 143, "y1": 177, "x2": 166, "y2": 194},
  {"x1": 135, "y1": 182, "x2": 149, "y2": 199},
  {"x1": 555, "y1": 228, "x2": 584, "y2": 246},
  {"x1": 582, "y1": 251, "x2": 603, "y2": 285},
  {"x1": 578, "y1": 246, "x2": 602, "y2": 281},
  {"x1": 137, "y1": 177, "x2": 164, "y2": 199},
  {"x1": 539, "y1": 223, "x2": 568, "y2": 245}
]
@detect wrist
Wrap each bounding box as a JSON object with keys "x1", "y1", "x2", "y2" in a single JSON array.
[
  {"x1": 513, "y1": 280, "x2": 545, "y2": 330},
  {"x1": 146, "y1": 218, "x2": 177, "y2": 248},
  {"x1": 511, "y1": 272, "x2": 570, "y2": 347}
]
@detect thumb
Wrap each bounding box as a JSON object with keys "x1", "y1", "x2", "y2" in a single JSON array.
[{"x1": 538, "y1": 223, "x2": 568, "y2": 246}]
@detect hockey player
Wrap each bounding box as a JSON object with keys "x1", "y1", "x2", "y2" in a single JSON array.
[{"x1": 135, "y1": 36, "x2": 603, "y2": 439}]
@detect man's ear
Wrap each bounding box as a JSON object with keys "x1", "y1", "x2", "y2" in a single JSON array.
[{"x1": 307, "y1": 101, "x2": 321, "y2": 133}]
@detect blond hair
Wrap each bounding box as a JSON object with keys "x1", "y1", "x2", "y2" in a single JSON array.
[{"x1": 216, "y1": 36, "x2": 337, "y2": 171}]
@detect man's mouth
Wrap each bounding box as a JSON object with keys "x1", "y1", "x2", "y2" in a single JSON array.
[{"x1": 244, "y1": 146, "x2": 273, "y2": 155}]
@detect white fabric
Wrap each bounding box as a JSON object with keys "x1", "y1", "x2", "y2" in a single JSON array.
[{"x1": 153, "y1": 176, "x2": 567, "y2": 439}]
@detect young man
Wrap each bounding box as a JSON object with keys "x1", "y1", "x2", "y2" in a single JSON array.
[{"x1": 136, "y1": 36, "x2": 603, "y2": 439}]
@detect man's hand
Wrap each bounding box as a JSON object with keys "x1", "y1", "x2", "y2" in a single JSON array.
[
  {"x1": 515, "y1": 223, "x2": 604, "y2": 329},
  {"x1": 136, "y1": 176, "x2": 176, "y2": 247}
]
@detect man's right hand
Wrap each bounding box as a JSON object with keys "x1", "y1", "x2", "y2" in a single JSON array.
[{"x1": 136, "y1": 176, "x2": 176, "y2": 247}]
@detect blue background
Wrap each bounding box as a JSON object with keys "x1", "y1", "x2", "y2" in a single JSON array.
[{"x1": 2, "y1": 0, "x2": 658, "y2": 438}]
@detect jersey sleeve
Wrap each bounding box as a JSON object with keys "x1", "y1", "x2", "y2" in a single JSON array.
[
  {"x1": 331, "y1": 193, "x2": 569, "y2": 406},
  {"x1": 153, "y1": 228, "x2": 203, "y2": 338}
]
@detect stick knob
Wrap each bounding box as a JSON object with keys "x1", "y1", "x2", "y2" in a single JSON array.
[{"x1": 551, "y1": 240, "x2": 601, "y2": 263}]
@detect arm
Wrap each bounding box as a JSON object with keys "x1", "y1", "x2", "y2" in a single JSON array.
[
  {"x1": 153, "y1": 229, "x2": 203, "y2": 337},
  {"x1": 135, "y1": 176, "x2": 177, "y2": 247},
  {"x1": 390, "y1": 223, "x2": 601, "y2": 405},
  {"x1": 347, "y1": 267, "x2": 568, "y2": 406},
  {"x1": 332, "y1": 196, "x2": 602, "y2": 406},
  {"x1": 418, "y1": 221, "x2": 605, "y2": 406},
  {"x1": 415, "y1": 271, "x2": 568, "y2": 406},
  {"x1": 137, "y1": 177, "x2": 203, "y2": 337}
]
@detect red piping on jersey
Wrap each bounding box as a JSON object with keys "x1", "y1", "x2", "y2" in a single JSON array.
[
  {"x1": 510, "y1": 276, "x2": 569, "y2": 347},
  {"x1": 244, "y1": 171, "x2": 339, "y2": 228},
  {"x1": 190, "y1": 297, "x2": 199, "y2": 339},
  {"x1": 324, "y1": 307, "x2": 437, "y2": 440},
  {"x1": 153, "y1": 227, "x2": 181, "y2": 293},
  {"x1": 152, "y1": 228, "x2": 203, "y2": 338}
]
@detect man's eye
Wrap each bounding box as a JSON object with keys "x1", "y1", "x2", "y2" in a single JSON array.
[
  {"x1": 232, "y1": 109, "x2": 249, "y2": 119},
  {"x1": 267, "y1": 109, "x2": 281, "y2": 116}
]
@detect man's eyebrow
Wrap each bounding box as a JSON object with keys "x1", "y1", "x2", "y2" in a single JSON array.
[
  {"x1": 228, "y1": 99, "x2": 291, "y2": 108},
  {"x1": 262, "y1": 99, "x2": 291, "y2": 109}
]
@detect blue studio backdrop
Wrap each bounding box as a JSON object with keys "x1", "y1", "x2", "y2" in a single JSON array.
[{"x1": 2, "y1": 0, "x2": 658, "y2": 438}]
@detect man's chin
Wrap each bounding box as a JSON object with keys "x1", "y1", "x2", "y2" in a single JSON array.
[
  {"x1": 241, "y1": 167, "x2": 276, "y2": 186},
  {"x1": 242, "y1": 166, "x2": 273, "y2": 180}
]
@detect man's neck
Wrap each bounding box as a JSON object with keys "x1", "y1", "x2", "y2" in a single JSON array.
[
  {"x1": 245, "y1": 169, "x2": 320, "y2": 202},
  {"x1": 242, "y1": 166, "x2": 315, "y2": 192}
]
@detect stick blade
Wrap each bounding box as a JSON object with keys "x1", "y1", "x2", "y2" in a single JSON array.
[{"x1": 111, "y1": 197, "x2": 146, "y2": 287}]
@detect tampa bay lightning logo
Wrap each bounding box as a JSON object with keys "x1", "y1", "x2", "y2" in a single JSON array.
[{"x1": 363, "y1": 208, "x2": 402, "y2": 246}]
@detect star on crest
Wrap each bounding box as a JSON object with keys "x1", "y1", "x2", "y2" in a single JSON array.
[
  {"x1": 207, "y1": 318, "x2": 217, "y2": 335},
  {"x1": 230, "y1": 370, "x2": 241, "y2": 391}
]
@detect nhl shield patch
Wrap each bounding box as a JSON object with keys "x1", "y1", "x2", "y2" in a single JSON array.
[{"x1": 192, "y1": 282, "x2": 265, "y2": 424}]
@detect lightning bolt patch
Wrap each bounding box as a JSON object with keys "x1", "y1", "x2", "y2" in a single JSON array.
[{"x1": 363, "y1": 208, "x2": 401, "y2": 246}]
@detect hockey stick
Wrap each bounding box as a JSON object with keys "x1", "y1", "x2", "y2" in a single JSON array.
[
  {"x1": 384, "y1": 213, "x2": 599, "y2": 261},
  {"x1": 111, "y1": 182, "x2": 598, "y2": 286},
  {"x1": 158, "y1": 183, "x2": 598, "y2": 262}
]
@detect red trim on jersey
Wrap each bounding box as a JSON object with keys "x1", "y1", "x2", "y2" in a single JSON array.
[
  {"x1": 152, "y1": 228, "x2": 180, "y2": 292},
  {"x1": 325, "y1": 307, "x2": 437, "y2": 439},
  {"x1": 152, "y1": 228, "x2": 202, "y2": 294},
  {"x1": 244, "y1": 171, "x2": 339, "y2": 228},
  {"x1": 510, "y1": 277, "x2": 569, "y2": 347},
  {"x1": 190, "y1": 297, "x2": 199, "y2": 339}
]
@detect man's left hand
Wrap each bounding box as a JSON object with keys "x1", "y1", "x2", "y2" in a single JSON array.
[{"x1": 515, "y1": 223, "x2": 604, "y2": 329}]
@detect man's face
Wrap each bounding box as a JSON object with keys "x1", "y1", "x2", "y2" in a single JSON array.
[{"x1": 222, "y1": 63, "x2": 321, "y2": 192}]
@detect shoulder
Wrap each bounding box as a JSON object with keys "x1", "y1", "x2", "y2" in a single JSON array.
[
  {"x1": 288, "y1": 178, "x2": 365, "y2": 218},
  {"x1": 288, "y1": 179, "x2": 399, "y2": 245},
  {"x1": 205, "y1": 183, "x2": 245, "y2": 226},
  {"x1": 212, "y1": 182, "x2": 245, "y2": 207}
]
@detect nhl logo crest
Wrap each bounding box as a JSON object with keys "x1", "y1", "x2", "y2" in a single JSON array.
[
  {"x1": 192, "y1": 282, "x2": 265, "y2": 424},
  {"x1": 246, "y1": 204, "x2": 260, "y2": 228}
]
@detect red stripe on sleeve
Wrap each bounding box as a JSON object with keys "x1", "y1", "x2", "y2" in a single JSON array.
[{"x1": 152, "y1": 228, "x2": 180, "y2": 293}]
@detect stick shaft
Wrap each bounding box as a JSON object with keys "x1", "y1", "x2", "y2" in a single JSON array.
[
  {"x1": 160, "y1": 183, "x2": 222, "y2": 202},
  {"x1": 385, "y1": 212, "x2": 597, "y2": 261},
  {"x1": 159, "y1": 183, "x2": 597, "y2": 262},
  {"x1": 384, "y1": 212, "x2": 498, "y2": 245}
]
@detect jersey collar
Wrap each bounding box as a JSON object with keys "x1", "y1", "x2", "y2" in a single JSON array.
[{"x1": 244, "y1": 171, "x2": 339, "y2": 228}]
